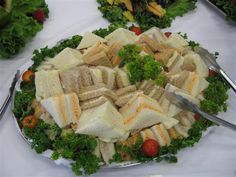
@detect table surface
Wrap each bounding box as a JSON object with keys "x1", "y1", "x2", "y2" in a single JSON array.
[{"x1": 0, "y1": 0, "x2": 236, "y2": 177}]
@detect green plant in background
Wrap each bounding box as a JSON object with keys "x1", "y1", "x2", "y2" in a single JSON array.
[
  {"x1": 97, "y1": 0, "x2": 197, "y2": 31},
  {"x1": 210, "y1": 0, "x2": 236, "y2": 21},
  {"x1": 0, "y1": 0, "x2": 49, "y2": 58}
]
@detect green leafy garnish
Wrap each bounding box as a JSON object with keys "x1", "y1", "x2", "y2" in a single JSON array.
[
  {"x1": 98, "y1": 3, "x2": 128, "y2": 25},
  {"x1": 0, "y1": 0, "x2": 49, "y2": 58},
  {"x1": 53, "y1": 132, "x2": 97, "y2": 159},
  {"x1": 118, "y1": 44, "x2": 163, "y2": 84},
  {"x1": 127, "y1": 60, "x2": 144, "y2": 83},
  {"x1": 97, "y1": 0, "x2": 198, "y2": 30},
  {"x1": 200, "y1": 75, "x2": 229, "y2": 114},
  {"x1": 118, "y1": 44, "x2": 142, "y2": 66},
  {"x1": 72, "y1": 153, "x2": 100, "y2": 176},
  {"x1": 143, "y1": 55, "x2": 163, "y2": 80},
  {"x1": 93, "y1": 24, "x2": 124, "y2": 38},
  {"x1": 12, "y1": 0, "x2": 49, "y2": 16},
  {"x1": 179, "y1": 32, "x2": 200, "y2": 50},
  {"x1": 166, "y1": 0, "x2": 197, "y2": 18},
  {"x1": 135, "y1": 10, "x2": 172, "y2": 31},
  {"x1": 210, "y1": 0, "x2": 236, "y2": 21},
  {"x1": 23, "y1": 119, "x2": 55, "y2": 153},
  {"x1": 13, "y1": 87, "x2": 35, "y2": 119},
  {"x1": 53, "y1": 132, "x2": 99, "y2": 175}
]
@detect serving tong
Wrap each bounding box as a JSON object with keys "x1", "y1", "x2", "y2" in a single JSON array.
[
  {"x1": 0, "y1": 70, "x2": 21, "y2": 121},
  {"x1": 194, "y1": 46, "x2": 236, "y2": 92},
  {"x1": 166, "y1": 46, "x2": 236, "y2": 131},
  {"x1": 165, "y1": 92, "x2": 236, "y2": 131}
]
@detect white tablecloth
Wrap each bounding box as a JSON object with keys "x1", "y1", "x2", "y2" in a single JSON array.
[{"x1": 0, "y1": 0, "x2": 236, "y2": 177}]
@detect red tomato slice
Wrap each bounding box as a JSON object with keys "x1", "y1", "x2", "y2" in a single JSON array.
[
  {"x1": 208, "y1": 69, "x2": 218, "y2": 77},
  {"x1": 22, "y1": 70, "x2": 35, "y2": 83},
  {"x1": 131, "y1": 26, "x2": 142, "y2": 35},
  {"x1": 33, "y1": 9, "x2": 45, "y2": 23},
  {"x1": 194, "y1": 113, "x2": 201, "y2": 121},
  {"x1": 141, "y1": 139, "x2": 159, "y2": 157},
  {"x1": 164, "y1": 32, "x2": 172, "y2": 38},
  {"x1": 22, "y1": 115, "x2": 38, "y2": 129}
]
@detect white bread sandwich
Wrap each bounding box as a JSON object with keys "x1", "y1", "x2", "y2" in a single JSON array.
[
  {"x1": 150, "y1": 123, "x2": 171, "y2": 146},
  {"x1": 99, "y1": 141, "x2": 116, "y2": 164},
  {"x1": 76, "y1": 101, "x2": 129, "y2": 142},
  {"x1": 35, "y1": 70, "x2": 64, "y2": 100},
  {"x1": 165, "y1": 83, "x2": 200, "y2": 105},
  {"x1": 165, "y1": 33, "x2": 189, "y2": 50},
  {"x1": 105, "y1": 28, "x2": 138, "y2": 46},
  {"x1": 77, "y1": 32, "x2": 107, "y2": 50},
  {"x1": 181, "y1": 72, "x2": 209, "y2": 97},
  {"x1": 141, "y1": 27, "x2": 167, "y2": 44},
  {"x1": 89, "y1": 67, "x2": 104, "y2": 85},
  {"x1": 47, "y1": 47, "x2": 84, "y2": 70},
  {"x1": 120, "y1": 92, "x2": 178, "y2": 132},
  {"x1": 78, "y1": 87, "x2": 117, "y2": 101},
  {"x1": 115, "y1": 67, "x2": 131, "y2": 88},
  {"x1": 140, "y1": 128, "x2": 156, "y2": 141},
  {"x1": 183, "y1": 51, "x2": 209, "y2": 78},
  {"x1": 97, "y1": 66, "x2": 117, "y2": 89},
  {"x1": 40, "y1": 93, "x2": 81, "y2": 128},
  {"x1": 59, "y1": 67, "x2": 80, "y2": 95},
  {"x1": 159, "y1": 94, "x2": 181, "y2": 118}
]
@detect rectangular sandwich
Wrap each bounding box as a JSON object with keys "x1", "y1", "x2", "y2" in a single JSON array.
[
  {"x1": 40, "y1": 93, "x2": 81, "y2": 128},
  {"x1": 35, "y1": 70, "x2": 64, "y2": 100}
]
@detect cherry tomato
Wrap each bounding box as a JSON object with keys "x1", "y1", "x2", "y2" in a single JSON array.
[
  {"x1": 22, "y1": 115, "x2": 38, "y2": 129},
  {"x1": 194, "y1": 113, "x2": 201, "y2": 121},
  {"x1": 33, "y1": 9, "x2": 45, "y2": 23},
  {"x1": 131, "y1": 26, "x2": 142, "y2": 35},
  {"x1": 141, "y1": 139, "x2": 159, "y2": 157},
  {"x1": 208, "y1": 69, "x2": 218, "y2": 77},
  {"x1": 164, "y1": 32, "x2": 172, "y2": 38},
  {"x1": 22, "y1": 70, "x2": 34, "y2": 83}
]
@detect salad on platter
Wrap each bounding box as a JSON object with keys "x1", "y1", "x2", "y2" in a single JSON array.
[
  {"x1": 0, "y1": 0, "x2": 49, "y2": 58},
  {"x1": 97, "y1": 0, "x2": 198, "y2": 30},
  {"x1": 13, "y1": 26, "x2": 229, "y2": 176}
]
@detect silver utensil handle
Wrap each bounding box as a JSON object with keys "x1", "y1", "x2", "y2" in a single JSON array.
[
  {"x1": 0, "y1": 93, "x2": 11, "y2": 121},
  {"x1": 219, "y1": 69, "x2": 236, "y2": 93},
  {"x1": 197, "y1": 109, "x2": 236, "y2": 131}
]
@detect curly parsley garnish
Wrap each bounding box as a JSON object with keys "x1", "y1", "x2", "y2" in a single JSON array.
[{"x1": 118, "y1": 44, "x2": 164, "y2": 85}]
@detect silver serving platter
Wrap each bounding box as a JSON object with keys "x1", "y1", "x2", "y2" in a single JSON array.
[{"x1": 11, "y1": 60, "x2": 215, "y2": 170}]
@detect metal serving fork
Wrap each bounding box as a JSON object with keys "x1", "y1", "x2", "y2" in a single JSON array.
[
  {"x1": 165, "y1": 91, "x2": 236, "y2": 132},
  {"x1": 0, "y1": 70, "x2": 21, "y2": 121},
  {"x1": 194, "y1": 46, "x2": 236, "y2": 93}
]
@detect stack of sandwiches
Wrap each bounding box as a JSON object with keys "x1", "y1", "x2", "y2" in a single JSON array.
[{"x1": 33, "y1": 27, "x2": 210, "y2": 164}]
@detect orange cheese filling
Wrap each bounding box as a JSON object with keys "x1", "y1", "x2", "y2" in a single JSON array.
[
  {"x1": 121, "y1": 93, "x2": 161, "y2": 112},
  {"x1": 124, "y1": 103, "x2": 162, "y2": 125},
  {"x1": 70, "y1": 94, "x2": 81, "y2": 121},
  {"x1": 188, "y1": 73, "x2": 198, "y2": 94},
  {"x1": 155, "y1": 124, "x2": 169, "y2": 145},
  {"x1": 168, "y1": 127, "x2": 178, "y2": 139},
  {"x1": 142, "y1": 129, "x2": 155, "y2": 140},
  {"x1": 57, "y1": 96, "x2": 67, "y2": 124}
]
